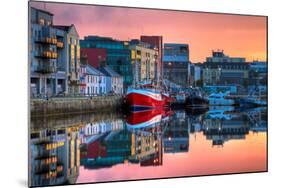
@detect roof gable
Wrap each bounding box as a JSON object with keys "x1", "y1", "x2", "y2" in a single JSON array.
[
  {"x1": 53, "y1": 24, "x2": 79, "y2": 38},
  {"x1": 86, "y1": 65, "x2": 105, "y2": 76},
  {"x1": 99, "y1": 66, "x2": 121, "y2": 77}
]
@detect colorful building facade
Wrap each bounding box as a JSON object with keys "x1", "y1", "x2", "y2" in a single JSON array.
[
  {"x1": 202, "y1": 51, "x2": 249, "y2": 86},
  {"x1": 140, "y1": 36, "x2": 163, "y2": 83},
  {"x1": 85, "y1": 64, "x2": 106, "y2": 95},
  {"x1": 80, "y1": 36, "x2": 133, "y2": 89},
  {"x1": 129, "y1": 40, "x2": 158, "y2": 85},
  {"x1": 30, "y1": 7, "x2": 80, "y2": 97},
  {"x1": 163, "y1": 43, "x2": 190, "y2": 87},
  {"x1": 98, "y1": 66, "x2": 124, "y2": 94}
]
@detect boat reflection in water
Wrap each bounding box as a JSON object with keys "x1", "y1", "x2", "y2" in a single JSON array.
[{"x1": 29, "y1": 106, "x2": 267, "y2": 186}]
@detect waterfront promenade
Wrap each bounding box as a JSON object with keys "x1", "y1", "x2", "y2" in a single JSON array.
[{"x1": 30, "y1": 95, "x2": 123, "y2": 117}]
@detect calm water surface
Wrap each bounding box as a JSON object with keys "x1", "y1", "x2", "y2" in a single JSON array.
[{"x1": 29, "y1": 106, "x2": 267, "y2": 187}]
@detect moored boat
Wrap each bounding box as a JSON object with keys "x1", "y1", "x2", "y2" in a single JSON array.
[
  {"x1": 185, "y1": 95, "x2": 209, "y2": 108},
  {"x1": 125, "y1": 87, "x2": 173, "y2": 110},
  {"x1": 185, "y1": 88, "x2": 209, "y2": 108},
  {"x1": 208, "y1": 92, "x2": 235, "y2": 106},
  {"x1": 205, "y1": 106, "x2": 235, "y2": 120}
]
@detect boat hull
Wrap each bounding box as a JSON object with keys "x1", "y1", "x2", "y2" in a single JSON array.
[
  {"x1": 125, "y1": 88, "x2": 171, "y2": 109},
  {"x1": 185, "y1": 96, "x2": 209, "y2": 108}
]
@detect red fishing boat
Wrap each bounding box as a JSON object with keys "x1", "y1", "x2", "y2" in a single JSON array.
[{"x1": 125, "y1": 87, "x2": 174, "y2": 111}]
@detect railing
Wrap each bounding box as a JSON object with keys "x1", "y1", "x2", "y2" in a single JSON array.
[
  {"x1": 35, "y1": 51, "x2": 58, "y2": 59},
  {"x1": 35, "y1": 64, "x2": 56, "y2": 74},
  {"x1": 31, "y1": 93, "x2": 123, "y2": 100},
  {"x1": 56, "y1": 41, "x2": 64, "y2": 48},
  {"x1": 35, "y1": 37, "x2": 57, "y2": 45}
]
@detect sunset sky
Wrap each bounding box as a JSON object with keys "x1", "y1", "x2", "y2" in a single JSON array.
[{"x1": 30, "y1": 1, "x2": 267, "y2": 63}]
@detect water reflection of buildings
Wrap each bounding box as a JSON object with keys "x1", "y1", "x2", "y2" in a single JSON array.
[
  {"x1": 81, "y1": 128, "x2": 164, "y2": 168},
  {"x1": 80, "y1": 119, "x2": 130, "y2": 168},
  {"x1": 29, "y1": 125, "x2": 80, "y2": 187},
  {"x1": 130, "y1": 127, "x2": 163, "y2": 166},
  {"x1": 80, "y1": 108, "x2": 268, "y2": 169},
  {"x1": 163, "y1": 111, "x2": 190, "y2": 153},
  {"x1": 202, "y1": 117, "x2": 250, "y2": 146},
  {"x1": 201, "y1": 107, "x2": 267, "y2": 146},
  {"x1": 80, "y1": 119, "x2": 124, "y2": 144},
  {"x1": 30, "y1": 107, "x2": 268, "y2": 185},
  {"x1": 80, "y1": 111, "x2": 165, "y2": 169}
]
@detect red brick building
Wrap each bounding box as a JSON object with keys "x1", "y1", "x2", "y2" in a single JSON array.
[{"x1": 80, "y1": 48, "x2": 107, "y2": 68}]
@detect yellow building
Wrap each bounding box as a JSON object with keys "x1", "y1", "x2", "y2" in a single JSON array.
[{"x1": 130, "y1": 41, "x2": 157, "y2": 84}]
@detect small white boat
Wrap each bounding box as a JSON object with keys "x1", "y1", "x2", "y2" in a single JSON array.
[
  {"x1": 208, "y1": 92, "x2": 235, "y2": 106},
  {"x1": 206, "y1": 106, "x2": 235, "y2": 120},
  {"x1": 207, "y1": 111, "x2": 232, "y2": 120}
]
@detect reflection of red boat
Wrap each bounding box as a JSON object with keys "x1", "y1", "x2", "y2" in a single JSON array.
[
  {"x1": 126, "y1": 108, "x2": 172, "y2": 129},
  {"x1": 125, "y1": 88, "x2": 173, "y2": 110}
]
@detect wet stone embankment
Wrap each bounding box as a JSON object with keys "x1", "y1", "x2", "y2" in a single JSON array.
[{"x1": 30, "y1": 95, "x2": 123, "y2": 117}]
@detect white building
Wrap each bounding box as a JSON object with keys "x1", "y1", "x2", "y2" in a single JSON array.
[
  {"x1": 85, "y1": 65, "x2": 106, "y2": 95},
  {"x1": 82, "y1": 120, "x2": 124, "y2": 136},
  {"x1": 98, "y1": 66, "x2": 124, "y2": 94},
  {"x1": 79, "y1": 120, "x2": 124, "y2": 144}
]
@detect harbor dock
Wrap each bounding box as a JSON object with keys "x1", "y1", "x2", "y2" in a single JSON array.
[{"x1": 30, "y1": 95, "x2": 123, "y2": 117}]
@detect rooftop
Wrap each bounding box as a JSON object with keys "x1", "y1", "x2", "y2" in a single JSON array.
[
  {"x1": 53, "y1": 25, "x2": 73, "y2": 32},
  {"x1": 86, "y1": 65, "x2": 105, "y2": 76},
  {"x1": 30, "y1": 7, "x2": 54, "y2": 16},
  {"x1": 98, "y1": 66, "x2": 121, "y2": 77}
]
